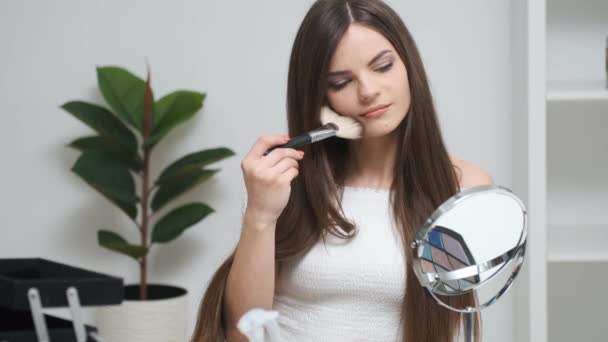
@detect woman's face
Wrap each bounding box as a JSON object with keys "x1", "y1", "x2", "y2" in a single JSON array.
[{"x1": 325, "y1": 24, "x2": 411, "y2": 138}]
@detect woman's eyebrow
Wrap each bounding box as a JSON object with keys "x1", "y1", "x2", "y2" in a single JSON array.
[{"x1": 327, "y1": 49, "x2": 393, "y2": 77}]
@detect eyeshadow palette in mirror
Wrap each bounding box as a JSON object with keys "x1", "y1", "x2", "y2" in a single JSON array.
[{"x1": 418, "y1": 226, "x2": 481, "y2": 293}]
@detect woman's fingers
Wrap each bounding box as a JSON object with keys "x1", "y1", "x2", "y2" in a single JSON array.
[
  {"x1": 247, "y1": 135, "x2": 290, "y2": 159},
  {"x1": 278, "y1": 167, "x2": 300, "y2": 184},
  {"x1": 260, "y1": 148, "x2": 304, "y2": 168},
  {"x1": 239, "y1": 135, "x2": 304, "y2": 225},
  {"x1": 271, "y1": 157, "x2": 300, "y2": 174}
]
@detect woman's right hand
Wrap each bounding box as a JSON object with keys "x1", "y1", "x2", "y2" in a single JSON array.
[{"x1": 241, "y1": 135, "x2": 304, "y2": 229}]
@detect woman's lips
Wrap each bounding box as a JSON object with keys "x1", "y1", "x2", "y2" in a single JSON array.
[{"x1": 361, "y1": 104, "x2": 391, "y2": 118}]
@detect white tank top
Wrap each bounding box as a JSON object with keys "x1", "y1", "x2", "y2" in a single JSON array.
[{"x1": 272, "y1": 186, "x2": 406, "y2": 341}]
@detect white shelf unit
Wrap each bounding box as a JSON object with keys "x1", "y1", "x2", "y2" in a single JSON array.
[
  {"x1": 512, "y1": 1, "x2": 608, "y2": 342},
  {"x1": 546, "y1": 0, "x2": 607, "y2": 341},
  {"x1": 547, "y1": 80, "x2": 608, "y2": 101}
]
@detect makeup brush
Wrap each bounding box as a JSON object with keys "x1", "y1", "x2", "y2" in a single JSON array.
[{"x1": 263, "y1": 106, "x2": 363, "y2": 156}]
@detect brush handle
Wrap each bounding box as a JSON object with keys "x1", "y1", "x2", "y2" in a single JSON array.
[{"x1": 263, "y1": 134, "x2": 311, "y2": 156}]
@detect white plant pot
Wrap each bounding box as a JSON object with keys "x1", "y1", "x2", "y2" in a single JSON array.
[{"x1": 96, "y1": 284, "x2": 187, "y2": 342}]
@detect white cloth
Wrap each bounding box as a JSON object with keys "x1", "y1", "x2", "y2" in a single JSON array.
[
  {"x1": 237, "y1": 309, "x2": 282, "y2": 342},
  {"x1": 272, "y1": 186, "x2": 406, "y2": 341}
]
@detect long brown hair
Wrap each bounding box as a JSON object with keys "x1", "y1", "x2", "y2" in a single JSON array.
[{"x1": 192, "y1": 0, "x2": 480, "y2": 341}]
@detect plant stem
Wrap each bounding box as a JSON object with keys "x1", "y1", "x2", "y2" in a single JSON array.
[{"x1": 140, "y1": 148, "x2": 151, "y2": 300}]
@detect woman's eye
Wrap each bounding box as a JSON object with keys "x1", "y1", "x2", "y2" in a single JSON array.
[
  {"x1": 328, "y1": 63, "x2": 392, "y2": 91},
  {"x1": 329, "y1": 80, "x2": 350, "y2": 91},
  {"x1": 375, "y1": 62, "x2": 393, "y2": 73}
]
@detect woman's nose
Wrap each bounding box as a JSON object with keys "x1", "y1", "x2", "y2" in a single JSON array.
[{"x1": 357, "y1": 76, "x2": 380, "y2": 103}]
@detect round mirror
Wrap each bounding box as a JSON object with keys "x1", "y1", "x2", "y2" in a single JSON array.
[{"x1": 411, "y1": 184, "x2": 527, "y2": 313}]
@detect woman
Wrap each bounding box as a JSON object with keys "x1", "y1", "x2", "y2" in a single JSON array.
[{"x1": 193, "y1": 0, "x2": 492, "y2": 341}]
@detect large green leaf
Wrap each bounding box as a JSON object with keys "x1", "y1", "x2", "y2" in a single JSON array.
[
  {"x1": 69, "y1": 135, "x2": 142, "y2": 171},
  {"x1": 156, "y1": 147, "x2": 235, "y2": 184},
  {"x1": 152, "y1": 203, "x2": 214, "y2": 243},
  {"x1": 96, "y1": 66, "x2": 148, "y2": 132},
  {"x1": 61, "y1": 101, "x2": 137, "y2": 154},
  {"x1": 98, "y1": 230, "x2": 147, "y2": 259},
  {"x1": 151, "y1": 169, "x2": 218, "y2": 212},
  {"x1": 146, "y1": 91, "x2": 206, "y2": 147},
  {"x1": 71, "y1": 151, "x2": 138, "y2": 219}
]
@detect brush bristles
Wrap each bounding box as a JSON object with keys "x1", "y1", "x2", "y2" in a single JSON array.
[{"x1": 319, "y1": 106, "x2": 363, "y2": 139}]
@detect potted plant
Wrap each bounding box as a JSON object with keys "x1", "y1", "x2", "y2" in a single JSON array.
[{"x1": 61, "y1": 65, "x2": 234, "y2": 341}]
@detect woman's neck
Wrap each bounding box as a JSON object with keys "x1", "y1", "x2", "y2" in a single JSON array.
[{"x1": 343, "y1": 132, "x2": 399, "y2": 190}]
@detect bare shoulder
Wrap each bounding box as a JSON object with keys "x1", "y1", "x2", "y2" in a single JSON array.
[{"x1": 450, "y1": 157, "x2": 494, "y2": 188}]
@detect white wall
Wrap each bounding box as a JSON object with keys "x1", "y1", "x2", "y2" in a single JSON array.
[{"x1": 0, "y1": 0, "x2": 515, "y2": 340}]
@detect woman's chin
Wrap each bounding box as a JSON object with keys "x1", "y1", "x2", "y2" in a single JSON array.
[{"x1": 360, "y1": 124, "x2": 401, "y2": 139}]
